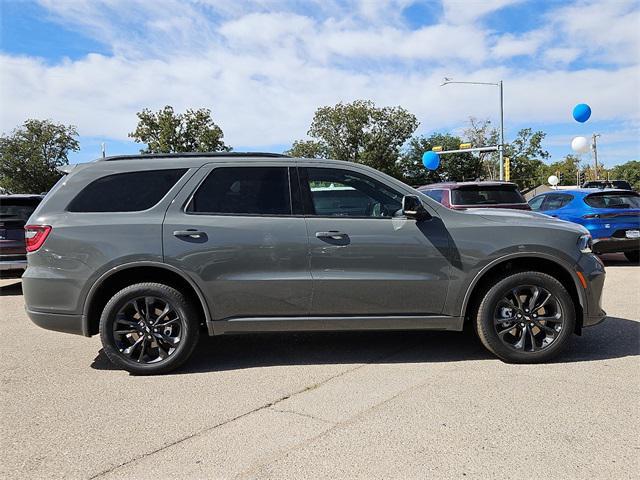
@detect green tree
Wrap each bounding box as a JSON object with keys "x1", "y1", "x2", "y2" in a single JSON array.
[
  {"x1": 505, "y1": 128, "x2": 550, "y2": 189},
  {"x1": 129, "y1": 106, "x2": 230, "y2": 153},
  {"x1": 0, "y1": 119, "x2": 79, "y2": 193},
  {"x1": 398, "y1": 133, "x2": 478, "y2": 186},
  {"x1": 286, "y1": 139, "x2": 330, "y2": 159},
  {"x1": 540, "y1": 154, "x2": 581, "y2": 186},
  {"x1": 609, "y1": 160, "x2": 640, "y2": 190},
  {"x1": 286, "y1": 100, "x2": 419, "y2": 177}
]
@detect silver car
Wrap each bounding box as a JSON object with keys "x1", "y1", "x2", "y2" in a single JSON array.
[{"x1": 23, "y1": 153, "x2": 606, "y2": 374}]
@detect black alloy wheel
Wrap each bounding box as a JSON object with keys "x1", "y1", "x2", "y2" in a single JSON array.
[{"x1": 100, "y1": 283, "x2": 200, "y2": 374}]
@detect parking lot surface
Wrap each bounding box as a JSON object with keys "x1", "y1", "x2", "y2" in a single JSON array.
[{"x1": 1, "y1": 254, "x2": 638, "y2": 479}]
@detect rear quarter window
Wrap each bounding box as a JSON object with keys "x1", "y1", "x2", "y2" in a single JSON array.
[{"x1": 67, "y1": 169, "x2": 187, "y2": 212}]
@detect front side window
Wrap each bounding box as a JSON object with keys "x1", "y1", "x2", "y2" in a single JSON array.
[
  {"x1": 187, "y1": 167, "x2": 291, "y2": 215},
  {"x1": 304, "y1": 167, "x2": 402, "y2": 217},
  {"x1": 541, "y1": 194, "x2": 573, "y2": 211},
  {"x1": 528, "y1": 195, "x2": 544, "y2": 211},
  {"x1": 67, "y1": 169, "x2": 187, "y2": 212}
]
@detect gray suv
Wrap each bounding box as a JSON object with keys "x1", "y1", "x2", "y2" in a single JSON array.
[{"x1": 23, "y1": 153, "x2": 606, "y2": 374}]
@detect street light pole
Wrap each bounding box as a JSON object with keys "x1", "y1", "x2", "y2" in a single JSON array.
[
  {"x1": 498, "y1": 80, "x2": 504, "y2": 181},
  {"x1": 441, "y1": 78, "x2": 505, "y2": 180},
  {"x1": 592, "y1": 133, "x2": 600, "y2": 180}
]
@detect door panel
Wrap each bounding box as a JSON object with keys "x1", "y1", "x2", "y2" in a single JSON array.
[
  {"x1": 301, "y1": 166, "x2": 451, "y2": 316},
  {"x1": 163, "y1": 165, "x2": 311, "y2": 321}
]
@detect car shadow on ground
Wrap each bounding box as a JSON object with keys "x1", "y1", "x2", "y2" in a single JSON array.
[
  {"x1": 0, "y1": 280, "x2": 22, "y2": 296},
  {"x1": 600, "y1": 252, "x2": 638, "y2": 267},
  {"x1": 91, "y1": 316, "x2": 639, "y2": 374}
]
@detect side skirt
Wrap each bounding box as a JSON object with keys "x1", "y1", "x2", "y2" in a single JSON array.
[{"x1": 210, "y1": 315, "x2": 464, "y2": 335}]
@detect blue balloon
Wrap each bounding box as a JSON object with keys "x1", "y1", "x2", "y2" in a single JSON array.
[
  {"x1": 573, "y1": 103, "x2": 591, "y2": 123},
  {"x1": 422, "y1": 151, "x2": 440, "y2": 170}
]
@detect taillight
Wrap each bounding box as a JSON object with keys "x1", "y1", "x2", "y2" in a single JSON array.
[{"x1": 24, "y1": 225, "x2": 52, "y2": 252}]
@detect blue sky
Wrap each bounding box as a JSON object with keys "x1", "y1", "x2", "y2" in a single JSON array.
[{"x1": 1, "y1": 0, "x2": 638, "y2": 168}]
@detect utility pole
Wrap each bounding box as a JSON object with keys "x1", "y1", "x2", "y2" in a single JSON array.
[{"x1": 592, "y1": 134, "x2": 600, "y2": 180}]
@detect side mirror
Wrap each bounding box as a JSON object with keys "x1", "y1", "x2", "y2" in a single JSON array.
[{"x1": 402, "y1": 195, "x2": 431, "y2": 221}]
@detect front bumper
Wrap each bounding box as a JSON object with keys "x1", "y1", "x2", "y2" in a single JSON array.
[
  {"x1": 592, "y1": 237, "x2": 640, "y2": 254},
  {"x1": 576, "y1": 253, "x2": 607, "y2": 329}
]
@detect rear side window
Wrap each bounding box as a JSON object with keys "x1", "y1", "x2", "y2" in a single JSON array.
[
  {"x1": 451, "y1": 186, "x2": 525, "y2": 205},
  {"x1": 187, "y1": 167, "x2": 291, "y2": 215},
  {"x1": 67, "y1": 169, "x2": 186, "y2": 212},
  {"x1": 584, "y1": 192, "x2": 640, "y2": 209}
]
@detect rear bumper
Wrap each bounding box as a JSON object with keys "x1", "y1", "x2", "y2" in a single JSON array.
[
  {"x1": 592, "y1": 237, "x2": 640, "y2": 254},
  {"x1": 0, "y1": 259, "x2": 27, "y2": 272},
  {"x1": 25, "y1": 308, "x2": 85, "y2": 336}
]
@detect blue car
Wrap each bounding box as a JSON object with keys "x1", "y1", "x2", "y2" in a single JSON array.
[{"x1": 529, "y1": 188, "x2": 640, "y2": 263}]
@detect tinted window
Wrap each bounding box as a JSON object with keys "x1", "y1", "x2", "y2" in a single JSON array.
[
  {"x1": 0, "y1": 197, "x2": 41, "y2": 223},
  {"x1": 528, "y1": 196, "x2": 544, "y2": 211},
  {"x1": 423, "y1": 189, "x2": 445, "y2": 204},
  {"x1": 540, "y1": 194, "x2": 573, "y2": 211},
  {"x1": 451, "y1": 185, "x2": 525, "y2": 206},
  {"x1": 611, "y1": 181, "x2": 632, "y2": 190},
  {"x1": 305, "y1": 168, "x2": 402, "y2": 217},
  {"x1": 68, "y1": 169, "x2": 186, "y2": 212},
  {"x1": 188, "y1": 167, "x2": 291, "y2": 215},
  {"x1": 584, "y1": 192, "x2": 640, "y2": 209}
]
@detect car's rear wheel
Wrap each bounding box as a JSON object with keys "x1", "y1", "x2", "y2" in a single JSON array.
[
  {"x1": 475, "y1": 271, "x2": 575, "y2": 363},
  {"x1": 624, "y1": 250, "x2": 639, "y2": 264},
  {"x1": 99, "y1": 283, "x2": 200, "y2": 375}
]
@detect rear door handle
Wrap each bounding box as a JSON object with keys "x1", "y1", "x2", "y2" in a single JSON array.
[
  {"x1": 173, "y1": 229, "x2": 205, "y2": 239},
  {"x1": 315, "y1": 231, "x2": 348, "y2": 239}
]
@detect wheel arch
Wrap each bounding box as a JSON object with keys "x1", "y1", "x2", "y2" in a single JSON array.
[
  {"x1": 462, "y1": 254, "x2": 586, "y2": 334},
  {"x1": 82, "y1": 262, "x2": 211, "y2": 337}
]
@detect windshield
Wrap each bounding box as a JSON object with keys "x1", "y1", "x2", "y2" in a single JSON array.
[
  {"x1": 0, "y1": 198, "x2": 40, "y2": 223},
  {"x1": 451, "y1": 186, "x2": 525, "y2": 205},
  {"x1": 584, "y1": 192, "x2": 640, "y2": 209}
]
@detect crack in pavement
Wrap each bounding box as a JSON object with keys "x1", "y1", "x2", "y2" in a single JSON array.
[{"x1": 88, "y1": 344, "x2": 416, "y2": 479}]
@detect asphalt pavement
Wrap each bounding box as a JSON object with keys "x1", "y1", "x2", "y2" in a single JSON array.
[{"x1": 1, "y1": 254, "x2": 638, "y2": 479}]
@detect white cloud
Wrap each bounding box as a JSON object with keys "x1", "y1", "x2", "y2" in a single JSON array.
[
  {"x1": 441, "y1": 0, "x2": 523, "y2": 25},
  {"x1": 0, "y1": 0, "x2": 636, "y2": 166},
  {"x1": 492, "y1": 29, "x2": 550, "y2": 58}
]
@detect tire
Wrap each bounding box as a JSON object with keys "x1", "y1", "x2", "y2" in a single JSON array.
[
  {"x1": 624, "y1": 250, "x2": 639, "y2": 264},
  {"x1": 475, "y1": 271, "x2": 576, "y2": 363},
  {"x1": 99, "y1": 282, "x2": 200, "y2": 375}
]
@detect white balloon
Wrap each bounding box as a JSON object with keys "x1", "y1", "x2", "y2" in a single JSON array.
[
  {"x1": 571, "y1": 136, "x2": 590, "y2": 153},
  {"x1": 548, "y1": 175, "x2": 559, "y2": 186}
]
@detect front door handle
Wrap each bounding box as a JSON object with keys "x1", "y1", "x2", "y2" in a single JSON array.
[
  {"x1": 315, "y1": 231, "x2": 348, "y2": 239},
  {"x1": 173, "y1": 229, "x2": 205, "y2": 239}
]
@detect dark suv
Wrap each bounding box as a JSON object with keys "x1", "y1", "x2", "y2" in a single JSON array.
[
  {"x1": 23, "y1": 153, "x2": 606, "y2": 374},
  {"x1": 418, "y1": 181, "x2": 531, "y2": 210},
  {"x1": 0, "y1": 194, "x2": 43, "y2": 278}
]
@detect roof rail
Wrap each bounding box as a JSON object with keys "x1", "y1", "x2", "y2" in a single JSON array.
[{"x1": 98, "y1": 152, "x2": 290, "y2": 162}]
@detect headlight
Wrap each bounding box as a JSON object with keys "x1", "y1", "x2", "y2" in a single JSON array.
[{"x1": 577, "y1": 234, "x2": 593, "y2": 253}]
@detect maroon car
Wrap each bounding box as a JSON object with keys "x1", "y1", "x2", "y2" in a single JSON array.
[
  {"x1": 0, "y1": 194, "x2": 43, "y2": 278},
  {"x1": 417, "y1": 181, "x2": 531, "y2": 211}
]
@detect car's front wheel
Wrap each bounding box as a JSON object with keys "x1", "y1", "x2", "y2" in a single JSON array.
[
  {"x1": 475, "y1": 271, "x2": 576, "y2": 363},
  {"x1": 99, "y1": 283, "x2": 200, "y2": 374}
]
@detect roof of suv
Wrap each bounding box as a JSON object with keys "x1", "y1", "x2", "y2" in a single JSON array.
[
  {"x1": 98, "y1": 152, "x2": 290, "y2": 162},
  {"x1": 418, "y1": 181, "x2": 519, "y2": 190}
]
